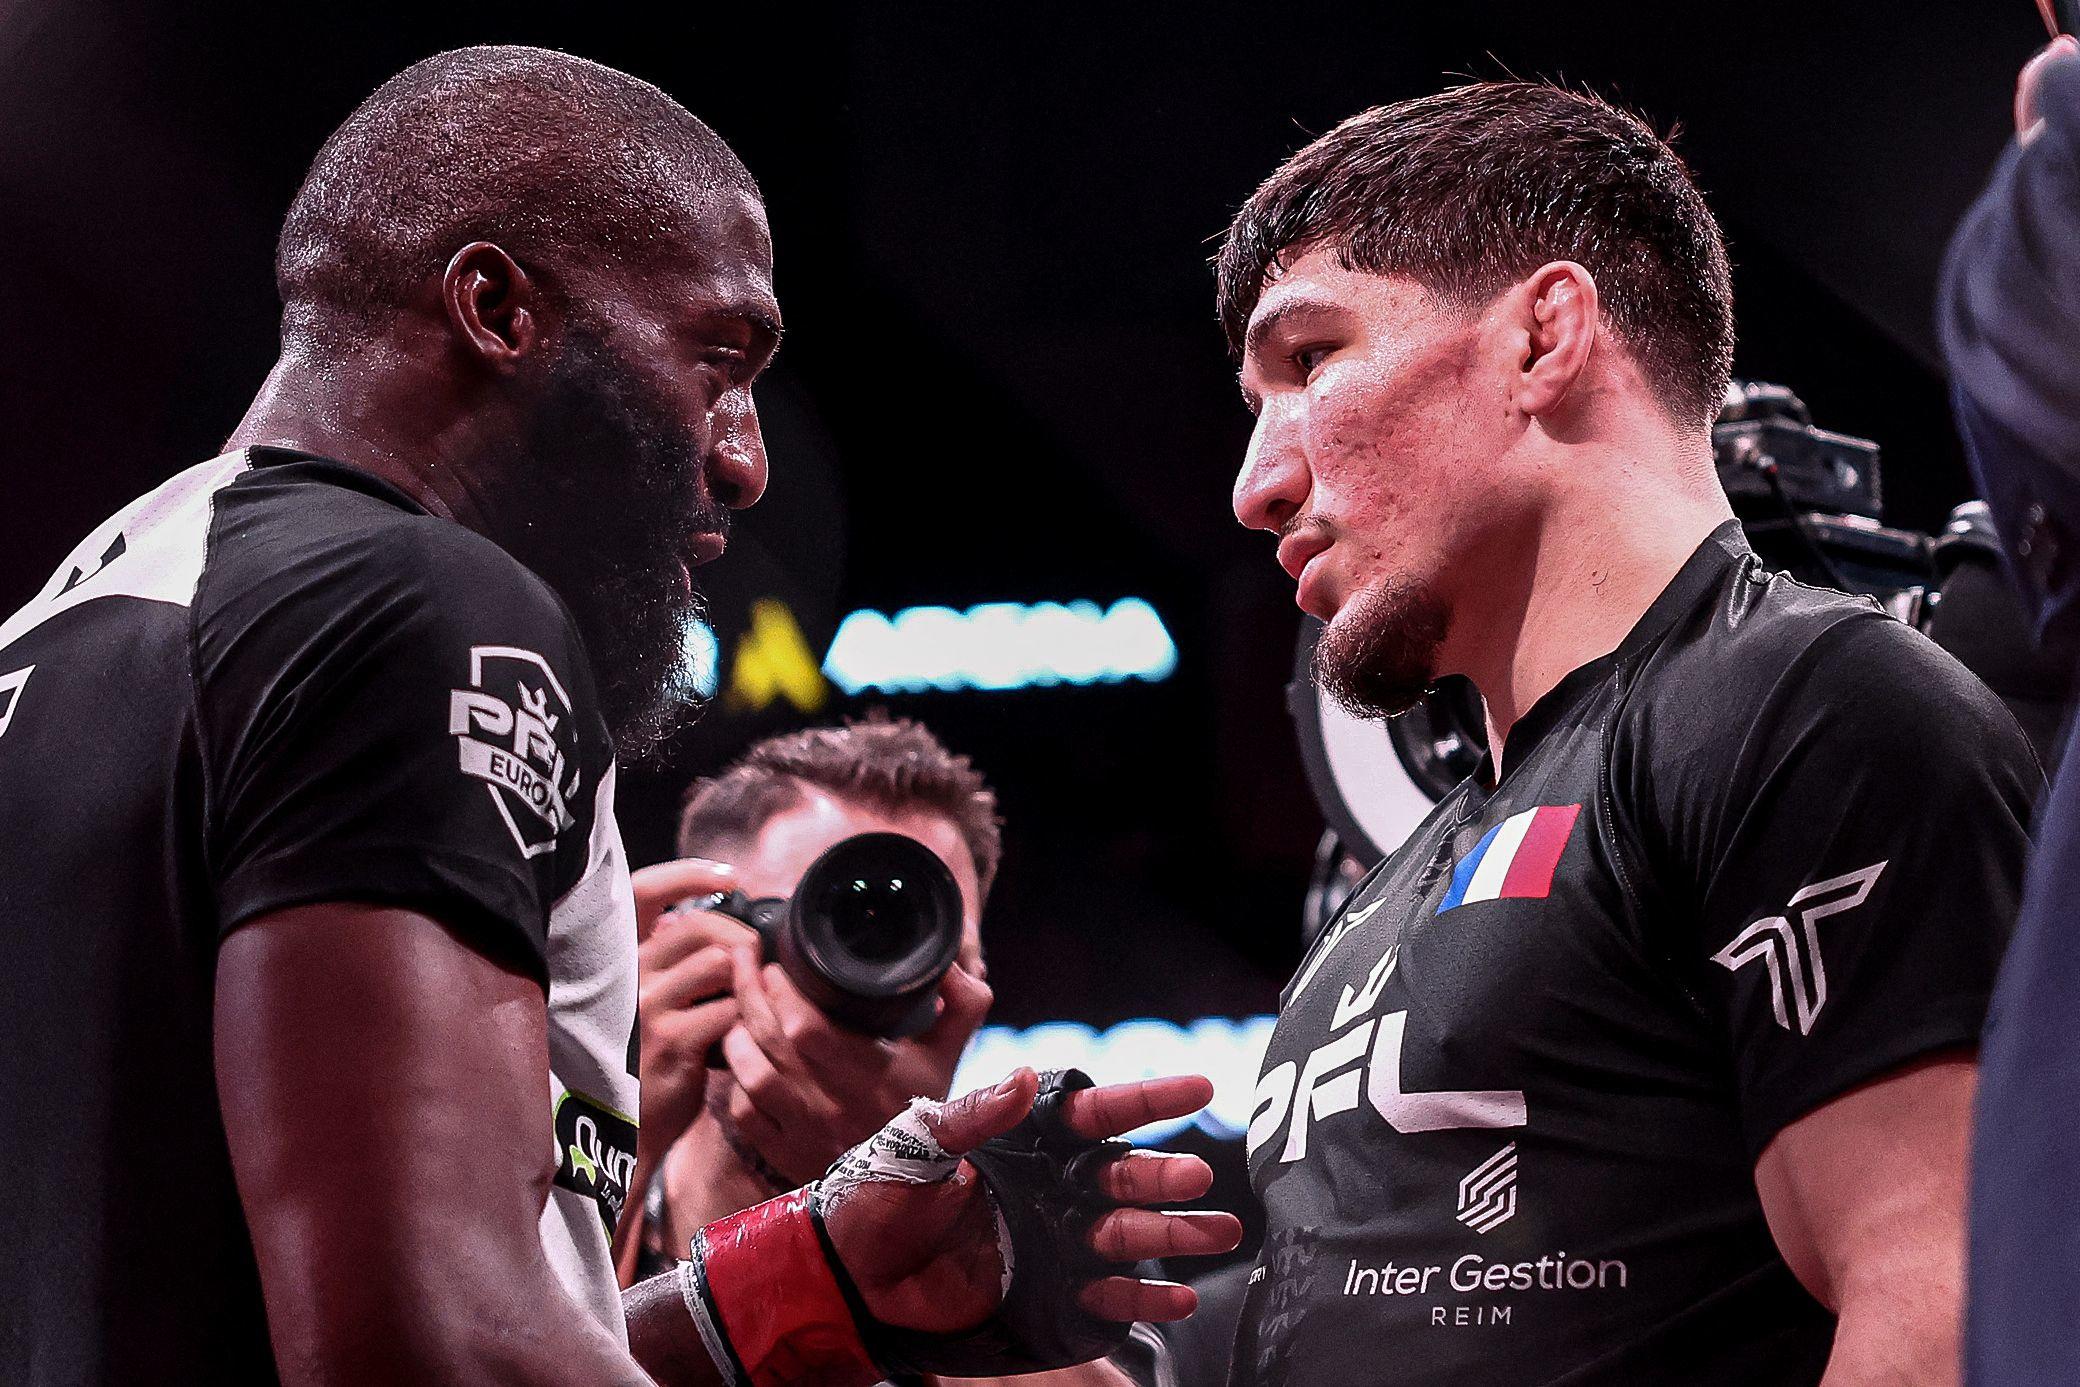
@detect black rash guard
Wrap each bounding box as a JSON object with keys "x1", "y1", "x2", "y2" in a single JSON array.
[
  {"x1": 1231, "y1": 522, "x2": 2036, "y2": 1386},
  {"x1": 0, "y1": 450, "x2": 640, "y2": 1386}
]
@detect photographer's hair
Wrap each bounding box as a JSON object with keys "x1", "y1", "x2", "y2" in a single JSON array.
[
  {"x1": 277, "y1": 44, "x2": 758, "y2": 350},
  {"x1": 677, "y1": 712, "x2": 1004, "y2": 897},
  {"x1": 1215, "y1": 81, "x2": 1734, "y2": 428}
]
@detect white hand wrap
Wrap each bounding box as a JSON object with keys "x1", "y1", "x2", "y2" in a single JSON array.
[
  {"x1": 816, "y1": 1094, "x2": 1015, "y2": 1295},
  {"x1": 823, "y1": 1098, "x2": 961, "y2": 1188}
]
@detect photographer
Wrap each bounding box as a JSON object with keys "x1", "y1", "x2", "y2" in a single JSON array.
[
  {"x1": 625, "y1": 714, "x2": 1178, "y2": 1387},
  {"x1": 624, "y1": 715, "x2": 1175, "y2": 1387},
  {"x1": 628, "y1": 713, "x2": 999, "y2": 1262}
]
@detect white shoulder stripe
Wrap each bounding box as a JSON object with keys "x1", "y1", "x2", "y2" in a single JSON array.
[{"x1": 0, "y1": 452, "x2": 251, "y2": 654}]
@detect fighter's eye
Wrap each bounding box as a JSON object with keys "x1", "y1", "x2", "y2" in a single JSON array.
[
  {"x1": 704, "y1": 348, "x2": 750, "y2": 381},
  {"x1": 1291, "y1": 345, "x2": 1332, "y2": 378}
]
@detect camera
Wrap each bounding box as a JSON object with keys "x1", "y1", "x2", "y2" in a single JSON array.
[
  {"x1": 695, "y1": 831, "x2": 963, "y2": 1038},
  {"x1": 1710, "y1": 380, "x2": 1935, "y2": 607}
]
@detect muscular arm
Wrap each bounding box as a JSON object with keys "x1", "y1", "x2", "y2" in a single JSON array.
[
  {"x1": 217, "y1": 903, "x2": 697, "y2": 1387},
  {"x1": 220, "y1": 910, "x2": 1231, "y2": 1386},
  {"x1": 1755, "y1": 1054, "x2": 1976, "y2": 1387}
]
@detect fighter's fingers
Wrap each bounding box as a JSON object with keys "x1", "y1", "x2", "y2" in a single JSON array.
[
  {"x1": 639, "y1": 945, "x2": 734, "y2": 1016},
  {"x1": 1095, "y1": 1150, "x2": 1215, "y2": 1206},
  {"x1": 922, "y1": 1067, "x2": 1040, "y2": 1156},
  {"x1": 1086, "y1": 1207, "x2": 1242, "y2": 1263},
  {"x1": 1075, "y1": 1276, "x2": 1199, "y2": 1324},
  {"x1": 1060, "y1": 1074, "x2": 1215, "y2": 1141}
]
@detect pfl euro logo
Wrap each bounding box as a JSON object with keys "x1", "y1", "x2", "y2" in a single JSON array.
[{"x1": 449, "y1": 645, "x2": 582, "y2": 858}]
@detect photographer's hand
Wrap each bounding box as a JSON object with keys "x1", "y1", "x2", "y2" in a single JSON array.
[
  {"x1": 617, "y1": 858, "x2": 757, "y2": 1284},
  {"x1": 632, "y1": 859, "x2": 757, "y2": 1162},
  {"x1": 720, "y1": 944, "x2": 994, "y2": 1185}
]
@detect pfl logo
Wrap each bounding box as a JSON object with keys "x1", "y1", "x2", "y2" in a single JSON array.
[
  {"x1": 448, "y1": 645, "x2": 582, "y2": 858},
  {"x1": 1248, "y1": 944, "x2": 1527, "y2": 1164}
]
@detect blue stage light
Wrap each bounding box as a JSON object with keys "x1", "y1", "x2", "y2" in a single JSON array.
[
  {"x1": 953, "y1": 1014, "x2": 1274, "y2": 1145},
  {"x1": 824, "y1": 597, "x2": 1178, "y2": 695}
]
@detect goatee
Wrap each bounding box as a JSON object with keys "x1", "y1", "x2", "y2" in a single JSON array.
[{"x1": 1314, "y1": 579, "x2": 1451, "y2": 720}]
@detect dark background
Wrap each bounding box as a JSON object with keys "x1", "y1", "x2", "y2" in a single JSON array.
[{"x1": 0, "y1": 0, "x2": 2047, "y2": 1233}]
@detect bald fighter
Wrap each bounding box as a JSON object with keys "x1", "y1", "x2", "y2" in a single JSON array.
[{"x1": 0, "y1": 46, "x2": 1235, "y2": 1387}]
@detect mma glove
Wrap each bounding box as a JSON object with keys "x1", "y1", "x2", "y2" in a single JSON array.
[{"x1": 677, "y1": 1068, "x2": 1134, "y2": 1387}]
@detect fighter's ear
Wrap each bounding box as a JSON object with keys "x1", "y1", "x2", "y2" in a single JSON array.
[
  {"x1": 1511, "y1": 261, "x2": 1599, "y2": 420},
  {"x1": 440, "y1": 241, "x2": 540, "y2": 373}
]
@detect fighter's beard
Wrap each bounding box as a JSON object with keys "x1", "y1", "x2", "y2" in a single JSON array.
[
  {"x1": 1314, "y1": 579, "x2": 1451, "y2": 719},
  {"x1": 499, "y1": 324, "x2": 723, "y2": 765}
]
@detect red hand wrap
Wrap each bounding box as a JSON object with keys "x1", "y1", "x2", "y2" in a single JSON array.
[{"x1": 686, "y1": 1188, "x2": 880, "y2": 1387}]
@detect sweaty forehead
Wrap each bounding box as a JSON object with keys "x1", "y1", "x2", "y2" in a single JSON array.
[
  {"x1": 1248, "y1": 251, "x2": 1434, "y2": 342},
  {"x1": 1243, "y1": 258, "x2": 1479, "y2": 391},
  {"x1": 694, "y1": 188, "x2": 774, "y2": 284},
  {"x1": 610, "y1": 188, "x2": 779, "y2": 331}
]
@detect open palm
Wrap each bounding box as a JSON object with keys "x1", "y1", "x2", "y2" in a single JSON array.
[{"x1": 825, "y1": 1068, "x2": 1242, "y2": 1334}]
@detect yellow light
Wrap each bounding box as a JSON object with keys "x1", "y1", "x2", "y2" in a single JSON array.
[{"x1": 725, "y1": 598, "x2": 829, "y2": 714}]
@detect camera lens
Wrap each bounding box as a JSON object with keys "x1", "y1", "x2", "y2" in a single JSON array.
[
  {"x1": 776, "y1": 832, "x2": 964, "y2": 1037},
  {"x1": 816, "y1": 872, "x2": 928, "y2": 963}
]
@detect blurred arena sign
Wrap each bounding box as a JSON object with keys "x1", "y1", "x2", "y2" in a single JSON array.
[
  {"x1": 686, "y1": 594, "x2": 1179, "y2": 717},
  {"x1": 722, "y1": 598, "x2": 830, "y2": 714},
  {"x1": 823, "y1": 598, "x2": 1178, "y2": 695},
  {"x1": 953, "y1": 1014, "x2": 1274, "y2": 1145}
]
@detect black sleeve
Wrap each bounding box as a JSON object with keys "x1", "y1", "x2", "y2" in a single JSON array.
[
  {"x1": 194, "y1": 518, "x2": 604, "y2": 984},
  {"x1": 1673, "y1": 615, "x2": 2039, "y2": 1157}
]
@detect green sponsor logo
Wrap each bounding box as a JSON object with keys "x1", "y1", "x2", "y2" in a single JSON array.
[{"x1": 553, "y1": 1089, "x2": 638, "y2": 1234}]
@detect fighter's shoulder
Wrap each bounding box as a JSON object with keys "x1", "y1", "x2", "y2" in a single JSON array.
[
  {"x1": 200, "y1": 461, "x2": 574, "y2": 644},
  {"x1": 1628, "y1": 560, "x2": 2028, "y2": 771},
  {"x1": 1679, "y1": 558, "x2": 1888, "y2": 679}
]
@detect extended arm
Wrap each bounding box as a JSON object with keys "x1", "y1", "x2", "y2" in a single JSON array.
[
  {"x1": 220, "y1": 904, "x2": 1233, "y2": 1386},
  {"x1": 1755, "y1": 1054, "x2": 1976, "y2": 1387},
  {"x1": 217, "y1": 903, "x2": 678, "y2": 1387}
]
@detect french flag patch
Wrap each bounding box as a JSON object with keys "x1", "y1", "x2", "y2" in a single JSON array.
[{"x1": 1437, "y1": 804, "x2": 1582, "y2": 914}]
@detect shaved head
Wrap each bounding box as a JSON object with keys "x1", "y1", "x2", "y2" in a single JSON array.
[
  {"x1": 256, "y1": 45, "x2": 780, "y2": 764},
  {"x1": 276, "y1": 44, "x2": 759, "y2": 346}
]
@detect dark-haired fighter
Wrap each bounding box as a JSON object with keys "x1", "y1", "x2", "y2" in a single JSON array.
[
  {"x1": 1219, "y1": 83, "x2": 2036, "y2": 1385},
  {"x1": 0, "y1": 45, "x2": 1235, "y2": 1387}
]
